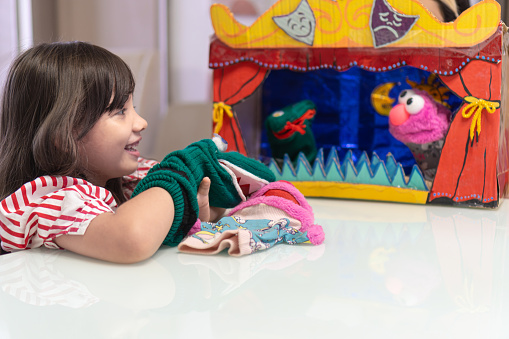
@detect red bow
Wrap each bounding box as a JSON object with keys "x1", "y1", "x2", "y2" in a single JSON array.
[{"x1": 272, "y1": 109, "x2": 316, "y2": 140}]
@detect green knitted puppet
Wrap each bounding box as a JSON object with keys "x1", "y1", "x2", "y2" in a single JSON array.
[
  {"x1": 265, "y1": 99, "x2": 318, "y2": 165},
  {"x1": 132, "y1": 136, "x2": 275, "y2": 246}
]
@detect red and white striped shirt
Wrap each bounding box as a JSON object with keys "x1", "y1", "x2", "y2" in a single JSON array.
[{"x1": 0, "y1": 157, "x2": 158, "y2": 253}]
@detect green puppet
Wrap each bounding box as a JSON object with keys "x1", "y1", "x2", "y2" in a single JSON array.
[{"x1": 265, "y1": 99, "x2": 318, "y2": 165}]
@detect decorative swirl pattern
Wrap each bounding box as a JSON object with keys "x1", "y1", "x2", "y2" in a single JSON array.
[{"x1": 210, "y1": 0, "x2": 500, "y2": 49}]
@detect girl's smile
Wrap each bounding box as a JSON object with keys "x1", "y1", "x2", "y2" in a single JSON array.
[
  {"x1": 125, "y1": 140, "x2": 142, "y2": 158},
  {"x1": 81, "y1": 95, "x2": 147, "y2": 186}
]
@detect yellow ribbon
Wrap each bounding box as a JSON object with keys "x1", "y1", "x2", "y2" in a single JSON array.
[
  {"x1": 461, "y1": 96, "x2": 499, "y2": 141},
  {"x1": 212, "y1": 102, "x2": 233, "y2": 134}
]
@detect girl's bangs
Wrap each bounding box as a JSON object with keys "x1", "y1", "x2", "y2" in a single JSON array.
[{"x1": 106, "y1": 57, "x2": 135, "y2": 112}]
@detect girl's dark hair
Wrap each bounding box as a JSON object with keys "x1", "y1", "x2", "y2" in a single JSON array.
[
  {"x1": 0, "y1": 41, "x2": 135, "y2": 203},
  {"x1": 436, "y1": 0, "x2": 471, "y2": 22}
]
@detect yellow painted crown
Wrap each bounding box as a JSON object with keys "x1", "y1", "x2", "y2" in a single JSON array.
[{"x1": 211, "y1": 0, "x2": 501, "y2": 49}]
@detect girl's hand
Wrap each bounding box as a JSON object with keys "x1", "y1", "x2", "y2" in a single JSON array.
[
  {"x1": 197, "y1": 177, "x2": 226, "y2": 223},
  {"x1": 197, "y1": 177, "x2": 211, "y2": 222}
]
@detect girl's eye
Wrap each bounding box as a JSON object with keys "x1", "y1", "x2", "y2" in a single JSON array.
[{"x1": 116, "y1": 108, "x2": 126, "y2": 116}]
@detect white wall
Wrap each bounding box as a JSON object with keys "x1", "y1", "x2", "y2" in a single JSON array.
[
  {"x1": 168, "y1": 0, "x2": 213, "y2": 104},
  {"x1": 56, "y1": 0, "x2": 158, "y2": 50},
  {"x1": 53, "y1": 0, "x2": 168, "y2": 157},
  {"x1": 0, "y1": 0, "x2": 19, "y2": 90},
  {"x1": 168, "y1": 0, "x2": 279, "y2": 105}
]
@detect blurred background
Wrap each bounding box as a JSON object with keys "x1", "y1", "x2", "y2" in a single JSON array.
[{"x1": 0, "y1": 0, "x2": 501, "y2": 159}]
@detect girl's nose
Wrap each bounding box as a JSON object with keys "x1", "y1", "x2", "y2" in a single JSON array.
[{"x1": 134, "y1": 111, "x2": 148, "y2": 132}]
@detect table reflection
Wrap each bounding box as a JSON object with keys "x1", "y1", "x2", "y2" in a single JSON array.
[
  {"x1": 0, "y1": 250, "x2": 99, "y2": 308},
  {"x1": 0, "y1": 199, "x2": 507, "y2": 339},
  {"x1": 0, "y1": 248, "x2": 175, "y2": 310}
]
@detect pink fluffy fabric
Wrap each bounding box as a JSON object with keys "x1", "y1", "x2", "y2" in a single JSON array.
[
  {"x1": 228, "y1": 181, "x2": 325, "y2": 245},
  {"x1": 188, "y1": 219, "x2": 202, "y2": 235},
  {"x1": 389, "y1": 89, "x2": 452, "y2": 144}
]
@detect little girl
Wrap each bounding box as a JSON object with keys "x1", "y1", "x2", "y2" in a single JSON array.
[{"x1": 0, "y1": 42, "x2": 274, "y2": 262}]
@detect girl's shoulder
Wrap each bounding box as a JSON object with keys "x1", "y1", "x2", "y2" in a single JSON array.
[
  {"x1": 1, "y1": 175, "x2": 116, "y2": 212},
  {"x1": 0, "y1": 175, "x2": 117, "y2": 251},
  {"x1": 122, "y1": 157, "x2": 160, "y2": 199},
  {"x1": 123, "y1": 157, "x2": 159, "y2": 182}
]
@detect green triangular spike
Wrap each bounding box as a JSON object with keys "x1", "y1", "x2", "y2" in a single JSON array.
[
  {"x1": 312, "y1": 152, "x2": 327, "y2": 181},
  {"x1": 391, "y1": 163, "x2": 407, "y2": 188},
  {"x1": 356, "y1": 161, "x2": 373, "y2": 184},
  {"x1": 343, "y1": 149, "x2": 353, "y2": 163},
  {"x1": 343, "y1": 159, "x2": 358, "y2": 183},
  {"x1": 407, "y1": 165, "x2": 428, "y2": 190},
  {"x1": 325, "y1": 148, "x2": 341, "y2": 173},
  {"x1": 295, "y1": 152, "x2": 314, "y2": 181},
  {"x1": 356, "y1": 151, "x2": 370, "y2": 172},
  {"x1": 315, "y1": 148, "x2": 325, "y2": 166},
  {"x1": 385, "y1": 153, "x2": 398, "y2": 181},
  {"x1": 280, "y1": 154, "x2": 297, "y2": 181},
  {"x1": 341, "y1": 151, "x2": 354, "y2": 177},
  {"x1": 325, "y1": 155, "x2": 343, "y2": 182},
  {"x1": 371, "y1": 161, "x2": 392, "y2": 186},
  {"x1": 268, "y1": 158, "x2": 283, "y2": 181},
  {"x1": 371, "y1": 151, "x2": 382, "y2": 172}
]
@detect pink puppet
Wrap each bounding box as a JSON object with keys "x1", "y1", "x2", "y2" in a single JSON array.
[{"x1": 389, "y1": 89, "x2": 452, "y2": 181}]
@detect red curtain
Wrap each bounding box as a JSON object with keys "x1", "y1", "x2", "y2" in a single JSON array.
[
  {"x1": 212, "y1": 63, "x2": 269, "y2": 155},
  {"x1": 430, "y1": 60, "x2": 501, "y2": 206}
]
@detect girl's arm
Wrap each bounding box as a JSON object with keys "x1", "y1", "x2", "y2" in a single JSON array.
[{"x1": 55, "y1": 180, "x2": 211, "y2": 264}]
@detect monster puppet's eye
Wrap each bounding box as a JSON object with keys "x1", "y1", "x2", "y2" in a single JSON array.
[
  {"x1": 398, "y1": 89, "x2": 415, "y2": 104},
  {"x1": 404, "y1": 94, "x2": 425, "y2": 114}
]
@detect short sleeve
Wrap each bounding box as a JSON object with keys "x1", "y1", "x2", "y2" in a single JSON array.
[
  {"x1": 0, "y1": 176, "x2": 117, "y2": 252},
  {"x1": 122, "y1": 157, "x2": 159, "y2": 199}
]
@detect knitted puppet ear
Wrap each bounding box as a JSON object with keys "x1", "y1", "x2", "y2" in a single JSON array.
[
  {"x1": 210, "y1": 134, "x2": 275, "y2": 206},
  {"x1": 217, "y1": 152, "x2": 275, "y2": 202}
]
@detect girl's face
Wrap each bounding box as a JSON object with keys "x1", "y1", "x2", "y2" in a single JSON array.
[
  {"x1": 418, "y1": 0, "x2": 445, "y2": 21},
  {"x1": 80, "y1": 95, "x2": 147, "y2": 186}
]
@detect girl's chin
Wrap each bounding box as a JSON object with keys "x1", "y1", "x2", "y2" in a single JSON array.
[{"x1": 121, "y1": 158, "x2": 140, "y2": 176}]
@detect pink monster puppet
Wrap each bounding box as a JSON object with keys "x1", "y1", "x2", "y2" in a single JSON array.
[{"x1": 389, "y1": 89, "x2": 452, "y2": 181}]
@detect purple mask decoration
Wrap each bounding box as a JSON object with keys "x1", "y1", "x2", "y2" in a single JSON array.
[{"x1": 370, "y1": 0, "x2": 419, "y2": 48}]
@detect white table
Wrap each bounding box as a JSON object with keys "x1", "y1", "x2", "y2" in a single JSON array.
[{"x1": 1, "y1": 198, "x2": 507, "y2": 339}]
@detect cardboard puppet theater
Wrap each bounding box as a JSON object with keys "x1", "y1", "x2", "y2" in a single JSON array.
[{"x1": 209, "y1": 0, "x2": 509, "y2": 209}]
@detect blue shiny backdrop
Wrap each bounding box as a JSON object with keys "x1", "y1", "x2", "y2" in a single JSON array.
[{"x1": 260, "y1": 67, "x2": 463, "y2": 173}]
